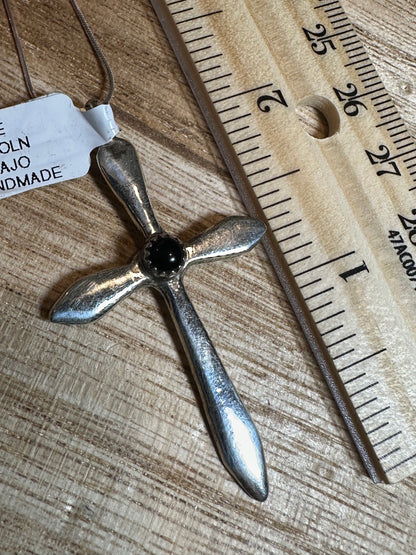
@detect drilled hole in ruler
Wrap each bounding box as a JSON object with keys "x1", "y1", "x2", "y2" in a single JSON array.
[{"x1": 296, "y1": 95, "x2": 340, "y2": 139}]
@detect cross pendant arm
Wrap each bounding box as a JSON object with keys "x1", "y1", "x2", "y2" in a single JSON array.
[
  {"x1": 50, "y1": 258, "x2": 150, "y2": 324},
  {"x1": 160, "y1": 278, "x2": 268, "y2": 501},
  {"x1": 97, "y1": 139, "x2": 162, "y2": 237},
  {"x1": 185, "y1": 216, "x2": 266, "y2": 268}
]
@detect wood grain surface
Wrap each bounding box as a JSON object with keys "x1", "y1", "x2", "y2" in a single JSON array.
[{"x1": 0, "y1": 1, "x2": 415, "y2": 553}]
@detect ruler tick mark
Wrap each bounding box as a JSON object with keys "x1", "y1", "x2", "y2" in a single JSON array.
[
  {"x1": 372, "y1": 92, "x2": 389, "y2": 102},
  {"x1": 396, "y1": 142, "x2": 415, "y2": 150},
  {"x1": 242, "y1": 155, "x2": 271, "y2": 167},
  {"x1": 284, "y1": 241, "x2": 313, "y2": 256},
  {"x1": 355, "y1": 397, "x2": 378, "y2": 410},
  {"x1": 247, "y1": 167, "x2": 270, "y2": 178},
  {"x1": 327, "y1": 11, "x2": 345, "y2": 18},
  {"x1": 300, "y1": 278, "x2": 322, "y2": 289},
  {"x1": 364, "y1": 80, "x2": 383, "y2": 89},
  {"x1": 358, "y1": 69, "x2": 376, "y2": 77},
  {"x1": 387, "y1": 147, "x2": 416, "y2": 162},
  {"x1": 373, "y1": 431, "x2": 402, "y2": 448},
  {"x1": 236, "y1": 146, "x2": 259, "y2": 156},
  {"x1": 404, "y1": 152, "x2": 416, "y2": 161},
  {"x1": 257, "y1": 189, "x2": 280, "y2": 200},
  {"x1": 376, "y1": 116, "x2": 401, "y2": 128},
  {"x1": 374, "y1": 99, "x2": 393, "y2": 108},
  {"x1": 321, "y1": 325, "x2": 344, "y2": 337},
  {"x1": 367, "y1": 421, "x2": 389, "y2": 434},
  {"x1": 180, "y1": 26, "x2": 203, "y2": 35},
  {"x1": 278, "y1": 233, "x2": 301, "y2": 245},
  {"x1": 386, "y1": 453, "x2": 416, "y2": 473},
  {"x1": 184, "y1": 33, "x2": 213, "y2": 44},
  {"x1": 338, "y1": 348, "x2": 387, "y2": 373},
  {"x1": 175, "y1": 10, "x2": 223, "y2": 25},
  {"x1": 379, "y1": 447, "x2": 401, "y2": 461},
  {"x1": 171, "y1": 7, "x2": 193, "y2": 16},
  {"x1": 198, "y1": 65, "x2": 221, "y2": 74},
  {"x1": 294, "y1": 251, "x2": 355, "y2": 278},
  {"x1": 394, "y1": 136, "x2": 413, "y2": 145},
  {"x1": 362, "y1": 406, "x2": 390, "y2": 423},
  {"x1": 227, "y1": 125, "x2": 250, "y2": 135},
  {"x1": 350, "y1": 382, "x2": 379, "y2": 398},
  {"x1": 362, "y1": 75, "x2": 381, "y2": 83},
  {"x1": 189, "y1": 45, "x2": 212, "y2": 55},
  {"x1": 272, "y1": 219, "x2": 302, "y2": 233},
  {"x1": 217, "y1": 104, "x2": 239, "y2": 115},
  {"x1": 326, "y1": 333, "x2": 356, "y2": 348},
  {"x1": 356, "y1": 63, "x2": 373, "y2": 72},
  {"x1": 388, "y1": 123, "x2": 406, "y2": 132},
  {"x1": 322, "y1": 27, "x2": 353, "y2": 39},
  {"x1": 310, "y1": 300, "x2": 332, "y2": 312},
  {"x1": 268, "y1": 210, "x2": 290, "y2": 222},
  {"x1": 325, "y1": 5, "x2": 343, "y2": 12},
  {"x1": 208, "y1": 84, "x2": 231, "y2": 95},
  {"x1": 343, "y1": 39, "x2": 361, "y2": 47},
  {"x1": 194, "y1": 53, "x2": 223, "y2": 64},
  {"x1": 333, "y1": 348, "x2": 355, "y2": 361},
  {"x1": 345, "y1": 56, "x2": 370, "y2": 67},
  {"x1": 380, "y1": 110, "x2": 399, "y2": 119},
  {"x1": 288, "y1": 255, "x2": 311, "y2": 267},
  {"x1": 223, "y1": 113, "x2": 251, "y2": 125},
  {"x1": 314, "y1": 1, "x2": 339, "y2": 9},
  {"x1": 255, "y1": 169, "x2": 300, "y2": 187},
  {"x1": 315, "y1": 310, "x2": 345, "y2": 325},
  {"x1": 231, "y1": 133, "x2": 261, "y2": 146},
  {"x1": 330, "y1": 14, "x2": 349, "y2": 21},
  {"x1": 345, "y1": 45, "x2": 364, "y2": 54},
  {"x1": 354, "y1": 88, "x2": 384, "y2": 101},
  {"x1": 213, "y1": 84, "x2": 273, "y2": 104},
  {"x1": 204, "y1": 73, "x2": 233, "y2": 85},
  {"x1": 262, "y1": 197, "x2": 291, "y2": 210},
  {"x1": 347, "y1": 51, "x2": 369, "y2": 60},
  {"x1": 332, "y1": 23, "x2": 351, "y2": 33},
  {"x1": 344, "y1": 372, "x2": 366, "y2": 385}
]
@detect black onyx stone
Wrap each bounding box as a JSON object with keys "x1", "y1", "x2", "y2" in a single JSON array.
[{"x1": 144, "y1": 234, "x2": 185, "y2": 277}]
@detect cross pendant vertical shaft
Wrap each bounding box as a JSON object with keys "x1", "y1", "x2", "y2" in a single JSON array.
[{"x1": 50, "y1": 138, "x2": 268, "y2": 501}]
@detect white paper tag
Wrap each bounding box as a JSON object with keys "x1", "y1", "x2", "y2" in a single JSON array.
[{"x1": 0, "y1": 93, "x2": 119, "y2": 199}]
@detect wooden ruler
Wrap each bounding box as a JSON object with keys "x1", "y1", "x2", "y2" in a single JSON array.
[{"x1": 150, "y1": 0, "x2": 416, "y2": 483}]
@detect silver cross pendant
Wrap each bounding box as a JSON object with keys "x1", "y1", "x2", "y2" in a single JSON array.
[{"x1": 50, "y1": 138, "x2": 268, "y2": 501}]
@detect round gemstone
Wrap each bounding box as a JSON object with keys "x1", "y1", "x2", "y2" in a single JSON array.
[{"x1": 144, "y1": 234, "x2": 185, "y2": 277}]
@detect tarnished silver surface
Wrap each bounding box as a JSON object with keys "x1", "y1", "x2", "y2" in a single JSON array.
[
  {"x1": 50, "y1": 137, "x2": 268, "y2": 501},
  {"x1": 98, "y1": 138, "x2": 162, "y2": 236},
  {"x1": 160, "y1": 279, "x2": 267, "y2": 501}
]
